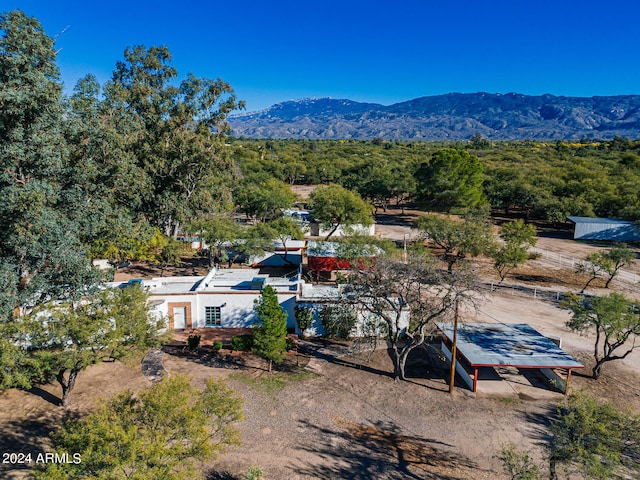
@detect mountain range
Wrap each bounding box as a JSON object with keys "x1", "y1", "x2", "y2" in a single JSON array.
[{"x1": 228, "y1": 93, "x2": 640, "y2": 140}]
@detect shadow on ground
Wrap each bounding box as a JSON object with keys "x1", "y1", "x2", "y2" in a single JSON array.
[
  {"x1": 163, "y1": 345, "x2": 311, "y2": 375},
  {"x1": 519, "y1": 404, "x2": 555, "y2": 451},
  {"x1": 25, "y1": 385, "x2": 62, "y2": 406},
  {"x1": 293, "y1": 418, "x2": 485, "y2": 479},
  {"x1": 206, "y1": 470, "x2": 238, "y2": 480},
  {"x1": 0, "y1": 410, "x2": 81, "y2": 479},
  {"x1": 301, "y1": 339, "x2": 459, "y2": 393},
  {"x1": 163, "y1": 346, "x2": 247, "y2": 370}
]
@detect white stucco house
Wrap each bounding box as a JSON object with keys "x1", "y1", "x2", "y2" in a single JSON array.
[
  {"x1": 108, "y1": 268, "x2": 300, "y2": 331},
  {"x1": 109, "y1": 260, "x2": 408, "y2": 338}
]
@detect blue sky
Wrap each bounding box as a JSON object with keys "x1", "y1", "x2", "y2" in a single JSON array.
[{"x1": 4, "y1": 0, "x2": 640, "y2": 111}]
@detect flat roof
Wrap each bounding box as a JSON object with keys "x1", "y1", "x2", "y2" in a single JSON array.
[
  {"x1": 437, "y1": 323, "x2": 584, "y2": 369},
  {"x1": 108, "y1": 268, "x2": 299, "y2": 295},
  {"x1": 299, "y1": 283, "x2": 340, "y2": 301}
]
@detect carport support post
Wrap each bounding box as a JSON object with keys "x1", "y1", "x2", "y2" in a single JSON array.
[{"x1": 449, "y1": 299, "x2": 460, "y2": 394}]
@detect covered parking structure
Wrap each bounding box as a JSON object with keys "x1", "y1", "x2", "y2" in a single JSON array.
[{"x1": 438, "y1": 323, "x2": 584, "y2": 394}]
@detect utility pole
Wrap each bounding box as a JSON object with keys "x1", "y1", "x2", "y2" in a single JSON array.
[
  {"x1": 448, "y1": 298, "x2": 460, "y2": 394},
  {"x1": 403, "y1": 233, "x2": 408, "y2": 263}
]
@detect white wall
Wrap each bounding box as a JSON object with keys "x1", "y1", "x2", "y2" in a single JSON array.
[
  {"x1": 295, "y1": 303, "x2": 409, "y2": 338},
  {"x1": 151, "y1": 292, "x2": 298, "y2": 329},
  {"x1": 149, "y1": 300, "x2": 169, "y2": 331}
]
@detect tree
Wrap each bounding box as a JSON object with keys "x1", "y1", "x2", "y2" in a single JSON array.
[
  {"x1": 414, "y1": 214, "x2": 494, "y2": 273},
  {"x1": 250, "y1": 217, "x2": 305, "y2": 265},
  {"x1": 234, "y1": 178, "x2": 295, "y2": 222},
  {"x1": 343, "y1": 158, "x2": 395, "y2": 213},
  {"x1": 0, "y1": 11, "x2": 101, "y2": 312},
  {"x1": 0, "y1": 12, "x2": 109, "y2": 397},
  {"x1": 294, "y1": 305, "x2": 314, "y2": 336},
  {"x1": 576, "y1": 254, "x2": 610, "y2": 293},
  {"x1": 253, "y1": 285, "x2": 288, "y2": 372},
  {"x1": 89, "y1": 225, "x2": 172, "y2": 267},
  {"x1": 340, "y1": 255, "x2": 477, "y2": 380},
  {"x1": 103, "y1": 45, "x2": 243, "y2": 237},
  {"x1": 282, "y1": 158, "x2": 307, "y2": 185},
  {"x1": 388, "y1": 165, "x2": 417, "y2": 213},
  {"x1": 601, "y1": 244, "x2": 634, "y2": 288},
  {"x1": 158, "y1": 237, "x2": 185, "y2": 276},
  {"x1": 576, "y1": 244, "x2": 635, "y2": 292},
  {"x1": 414, "y1": 147, "x2": 486, "y2": 212},
  {"x1": 34, "y1": 375, "x2": 244, "y2": 479},
  {"x1": 190, "y1": 216, "x2": 242, "y2": 266},
  {"x1": 469, "y1": 133, "x2": 491, "y2": 150},
  {"x1": 334, "y1": 234, "x2": 396, "y2": 261},
  {"x1": 493, "y1": 244, "x2": 530, "y2": 283},
  {"x1": 492, "y1": 219, "x2": 538, "y2": 282},
  {"x1": 63, "y1": 74, "x2": 145, "y2": 250},
  {"x1": 8, "y1": 285, "x2": 168, "y2": 407},
  {"x1": 549, "y1": 392, "x2": 640, "y2": 479},
  {"x1": 308, "y1": 184, "x2": 373, "y2": 240},
  {"x1": 564, "y1": 292, "x2": 640, "y2": 379},
  {"x1": 319, "y1": 304, "x2": 357, "y2": 339}
]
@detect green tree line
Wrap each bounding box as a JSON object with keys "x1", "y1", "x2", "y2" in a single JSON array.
[{"x1": 229, "y1": 137, "x2": 640, "y2": 221}]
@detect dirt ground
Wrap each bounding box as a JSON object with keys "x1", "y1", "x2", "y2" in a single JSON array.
[
  {"x1": 160, "y1": 310, "x2": 640, "y2": 480},
  {"x1": 0, "y1": 360, "x2": 150, "y2": 479},
  {"x1": 2, "y1": 207, "x2": 640, "y2": 479}
]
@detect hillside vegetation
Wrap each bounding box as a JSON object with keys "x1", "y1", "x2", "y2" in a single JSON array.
[{"x1": 230, "y1": 137, "x2": 640, "y2": 222}]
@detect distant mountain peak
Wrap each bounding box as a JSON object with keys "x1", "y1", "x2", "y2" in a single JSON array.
[{"x1": 229, "y1": 92, "x2": 640, "y2": 140}]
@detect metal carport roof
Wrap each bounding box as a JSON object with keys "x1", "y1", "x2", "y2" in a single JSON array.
[
  {"x1": 438, "y1": 322, "x2": 583, "y2": 368},
  {"x1": 437, "y1": 323, "x2": 584, "y2": 393}
]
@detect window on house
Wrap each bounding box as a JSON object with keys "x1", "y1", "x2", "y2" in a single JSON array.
[{"x1": 205, "y1": 306, "x2": 221, "y2": 326}]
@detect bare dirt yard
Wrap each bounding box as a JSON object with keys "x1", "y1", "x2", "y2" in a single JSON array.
[{"x1": 2, "y1": 208, "x2": 640, "y2": 479}]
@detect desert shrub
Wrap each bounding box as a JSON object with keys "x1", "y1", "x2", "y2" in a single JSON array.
[
  {"x1": 242, "y1": 466, "x2": 264, "y2": 480},
  {"x1": 212, "y1": 340, "x2": 223, "y2": 351},
  {"x1": 187, "y1": 334, "x2": 201, "y2": 351},
  {"x1": 294, "y1": 305, "x2": 314, "y2": 333},
  {"x1": 320, "y1": 305, "x2": 357, "y2": 339},
  {"x1": 498, "y1": 444, "x2": 541, "y2": 480},
  {"x1": 231, "y1": 334, "x2": 254, "y2": 351}
]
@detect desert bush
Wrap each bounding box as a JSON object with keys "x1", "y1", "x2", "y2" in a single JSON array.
[
  {"x1": 187, "y1": 334, "x2": 201, "y2": 351},
  {"x1": 294, "y1": 305, "x2": 314, "y2": 334},
  {"x1": 231, "y1": 334, "x2": 254, "y2": 351},
  {"x1": 320, "y1": 305, "x2": 357, "y2": 339}
]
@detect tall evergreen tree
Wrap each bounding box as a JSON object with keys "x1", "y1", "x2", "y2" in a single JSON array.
[
  {"x1": 252, "y1": 285, "x2": 288, "y2": 373},
  {"x1": 103, "y1": 45, "x2": 244, "y2": 237},
  {"x1": 0, "y1": 11, "x2": 99, "y2": 308},
  {"x1": 414, "y1": 147, "x2": 486, "y2": 212},
  {"x1": 63, "y1": 74, "x2": 144, "y2": 248},
  {"x1": 0, "y1": 10, "x2": 102, "y2": 392}
]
